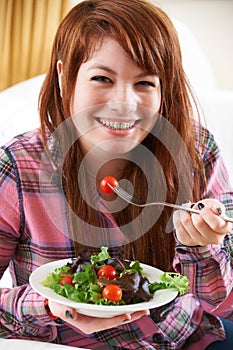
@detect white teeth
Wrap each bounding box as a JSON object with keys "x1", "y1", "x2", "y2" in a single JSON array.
[{"x1": 100, "y1": 119, "x2": 135, "y2": 130}]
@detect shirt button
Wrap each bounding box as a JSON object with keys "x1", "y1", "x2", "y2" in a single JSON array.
[{"x1": 152, "y1": 333, "x2": 164, "y2": 343}]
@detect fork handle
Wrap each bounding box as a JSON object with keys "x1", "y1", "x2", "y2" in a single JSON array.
[
  {"x1": 164, "y1": 203, "x2": 233, "y2": 223},
  {"x1": 223, "y1": 215, "x2": 233, "y2": 223}
]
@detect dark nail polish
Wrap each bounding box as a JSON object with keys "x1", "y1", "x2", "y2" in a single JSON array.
[
  {"x1": 122, "y1": 319, "x2": 128, "y2": 323},
  {"x1": 65, "y1": 310, "x2": 73, "y2": 319},
  {"x1": 190, "y1": 203, "x2": 195, "y2": 208},
  {"x1": 215, "y1": 206, "x2": 222, "y2": 215},
  {"x1": 198, "y1": 202, "x2": 205, "y2": 210}
]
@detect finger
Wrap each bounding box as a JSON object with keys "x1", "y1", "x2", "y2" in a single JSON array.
[
  {"x1": 120, "y1": 310, "x2": 150, "y2": 324},
  {"x1": 195, "y1": 199, "x2": 230, "y2": 231},
  {"x1": 193, "y1": 202, "x2": 230, "y2": 236},
  {"x1": 190, "y1": 213, "x2": 221, "y2": 245},
  {"x1": 198, "y1": 198, "x2": 226, "y2": 217},
  {"x1": 173, "y1": 209, "x2": 198, "y2": 246},
  {"x1": 180, "y1": 210, "x2": 208, "y2": 246},
  {"x1": 173, "y1": 204, "x2": 191, "y2": 232},
  {"x1": 209, "y1": 203, "x2": 232, "y2": 233},
  {"x1": 63, "y1": 309, "x2": 149, "y2": 334},
  {"x1": 174, "y1": 203, "x2": 217, "y2": 246}
]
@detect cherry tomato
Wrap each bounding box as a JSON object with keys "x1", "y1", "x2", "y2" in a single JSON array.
[
  {"x1": 97, "y1": 265, "x2": 117, "y2": 280},
  {"x1": 100, "y1": 176, "x2": 119, "y2": 194},
  {"x1": 102, "y1": 284, "x2": 122, "y2": 302},
  {"x1": 60, "y1": 275, "x2": 75, "y2": 287}
]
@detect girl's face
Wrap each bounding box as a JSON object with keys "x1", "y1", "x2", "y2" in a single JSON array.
[{"x1": 60, "y1": 38, "x2": 161, "y2": 155}]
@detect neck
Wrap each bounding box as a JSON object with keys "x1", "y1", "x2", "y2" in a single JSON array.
[
  {"x1": 97, "y1": 159, "x2": 128, "y2": 181},
  {"x1": 81, "y1": 150, "x2": 130, "y2": 200}
]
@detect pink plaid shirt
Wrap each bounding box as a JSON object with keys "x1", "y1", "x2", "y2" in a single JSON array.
[{"x1": 1, "y1": 122, "x2": 233, "y2": 349}]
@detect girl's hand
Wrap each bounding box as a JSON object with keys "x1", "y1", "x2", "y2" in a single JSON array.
[
  {"x1": 48, "y1": 299, "x2": 149, "y2": 334},
  {"x1": 173, "y1": 198, "x2": 231, "y2": 246}
]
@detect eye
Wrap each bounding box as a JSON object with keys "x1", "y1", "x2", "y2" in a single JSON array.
[
  {"x1": 90, "y1": 75, "x2": 112, "y2": 83},
  {"x1": 136, "y1": 81, "x2": 156, "y2": 88}
]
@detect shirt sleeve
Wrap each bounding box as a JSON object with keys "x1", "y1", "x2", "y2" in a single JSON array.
[
  {"x1": 173, "y1": 124, "x2": 233, "y2": 318},
  {"x1": 0, "y1": 147, "x2": 58, "y2": 340}
]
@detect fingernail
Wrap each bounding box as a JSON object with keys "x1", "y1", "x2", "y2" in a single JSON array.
[
  {"x1": 215, "y1": 206, "x2": 222, "y2": 215},
  {"x1": 122, "y1": 319, "x2": 129, "y2": 323},
  {"x1": 198, "y1": 203, "x2": 205, "y2": 210},
  {"x1": 65, "y1": 310, "x2": 73, "y2": 319},
  {"x1": 122, "y1": 314, "x2": 131, "y2": 323}
]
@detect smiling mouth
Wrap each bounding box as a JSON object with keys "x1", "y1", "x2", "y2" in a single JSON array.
[{"x1": 99, "y1": 118, "x2": 137, "y2": 130}]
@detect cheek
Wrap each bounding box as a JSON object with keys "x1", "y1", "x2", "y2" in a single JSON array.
[
  {"x1": 142, "y1": 94, "x2": 161, "y2": 125},
  {"x1": 139, "y1": 94, "x2": 161, "y2": 124},
  {"x1": 71, "y1": 91, "x2": 88, "y2": 116},
  {"x1": 152, "y1": 90, "x2": 161, "y2": 112},
  {"x1": 70, "y1": 78, "x2": 91, "y2": 115},
  {"x1": 71, "y1": 88, "x2": 104, "y2": 116}
]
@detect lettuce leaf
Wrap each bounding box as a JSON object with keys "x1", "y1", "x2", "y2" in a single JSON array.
[
  {"x1": 90, "y1": 246, "x2": 110, "y2": 265},
  {"x1": 149, "y1": 272, "x2": 189, "y2": 296}
]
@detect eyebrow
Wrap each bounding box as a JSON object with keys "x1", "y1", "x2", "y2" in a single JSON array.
[
  {"x1": 87, "y1": 64, "x2": 156, "y2": 78},
  {"x1": 88, "y1": 65, "x2": 116, "y2": 74}
]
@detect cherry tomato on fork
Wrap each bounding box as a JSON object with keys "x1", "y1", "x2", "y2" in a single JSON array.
[
  {"x1": 100, "y1": 176, "x2": 119, "y2": 194},
  {"x1": 102, "y1": 284, "x2": 123, "y2": 302},
  {"x1": 97, "y1": 265, "x2": 118, "y2": 280}
]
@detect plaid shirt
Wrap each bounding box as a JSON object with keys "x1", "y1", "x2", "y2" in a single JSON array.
[{"x1": 0, "y1": 122, "x2": 233, "y2": 349}]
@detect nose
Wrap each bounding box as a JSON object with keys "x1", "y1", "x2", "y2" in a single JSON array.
[{"x1": 108, "y1": 85, "x2": 137, "y2": 115}]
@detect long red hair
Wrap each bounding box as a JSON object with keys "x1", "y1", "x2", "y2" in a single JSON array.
[{"x1": 39, "y1": 0, "x2": 205, "y2": 271}]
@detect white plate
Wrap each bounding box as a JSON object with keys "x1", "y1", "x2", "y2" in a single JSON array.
[
  {"x1": 29, "y1": 259, "x2": 178, "y2": 318},
  {"x1": 0, "y1": 339, "x2": 88, "y2": 350}
]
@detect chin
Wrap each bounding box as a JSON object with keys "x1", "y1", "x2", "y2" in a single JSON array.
[{"x1": 99, "y1": 141, "x2": 138, "y2": 155}]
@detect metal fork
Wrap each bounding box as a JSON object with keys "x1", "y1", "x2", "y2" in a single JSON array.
[{"x1": 107, "y1": 183, "x2": 233, "y2": 223}]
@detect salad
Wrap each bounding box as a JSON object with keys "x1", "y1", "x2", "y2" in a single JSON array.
[{"x1": 41, "y1": 247, "x2": 189, "y2": 305}]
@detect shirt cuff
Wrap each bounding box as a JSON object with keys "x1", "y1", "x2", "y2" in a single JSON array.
[{"x1": 175, "y1": 243, "x2": 224, "y2": 262}]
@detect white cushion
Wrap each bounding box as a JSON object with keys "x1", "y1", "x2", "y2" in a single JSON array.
[
  {"x1": 0, "y1": 74, "x2": 44, "y2": 146},
  {"x1": 173, "y1": 19, "x2": 216, "y2": 96}
]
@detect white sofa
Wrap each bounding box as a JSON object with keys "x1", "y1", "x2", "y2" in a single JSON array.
[
  {"x1": 0, "y1": 19, "x2": 233, "y2": 288},
  {"x1": 173, "y1": 20, "x2": 233, "y2": 184}
]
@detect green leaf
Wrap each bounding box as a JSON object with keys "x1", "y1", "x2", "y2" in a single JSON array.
[
  {"x1": 88, "y1": 284, "x2": 102, "y2": 303},
  {"x1": 90, "y1": 246, "x2": 110, "y2": 265},
  {"x1": 149, "y1": 272, "x2": 189, "y2": 296},
  {"x1": 41, "y1": 272, "x2": 62, "y2": 287},
  {"x1": 73, "y1": 265, "x2": 97, "y2": 287},
  {"x1": 54, "y1": 265, "x2": 70, "y2": 275},
  {"x1": 41, "y1": 265, "x2": 70, "y2": 287},
  {"x1": 121, "y1": 260, "x2": 143, "y2": 276}
]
